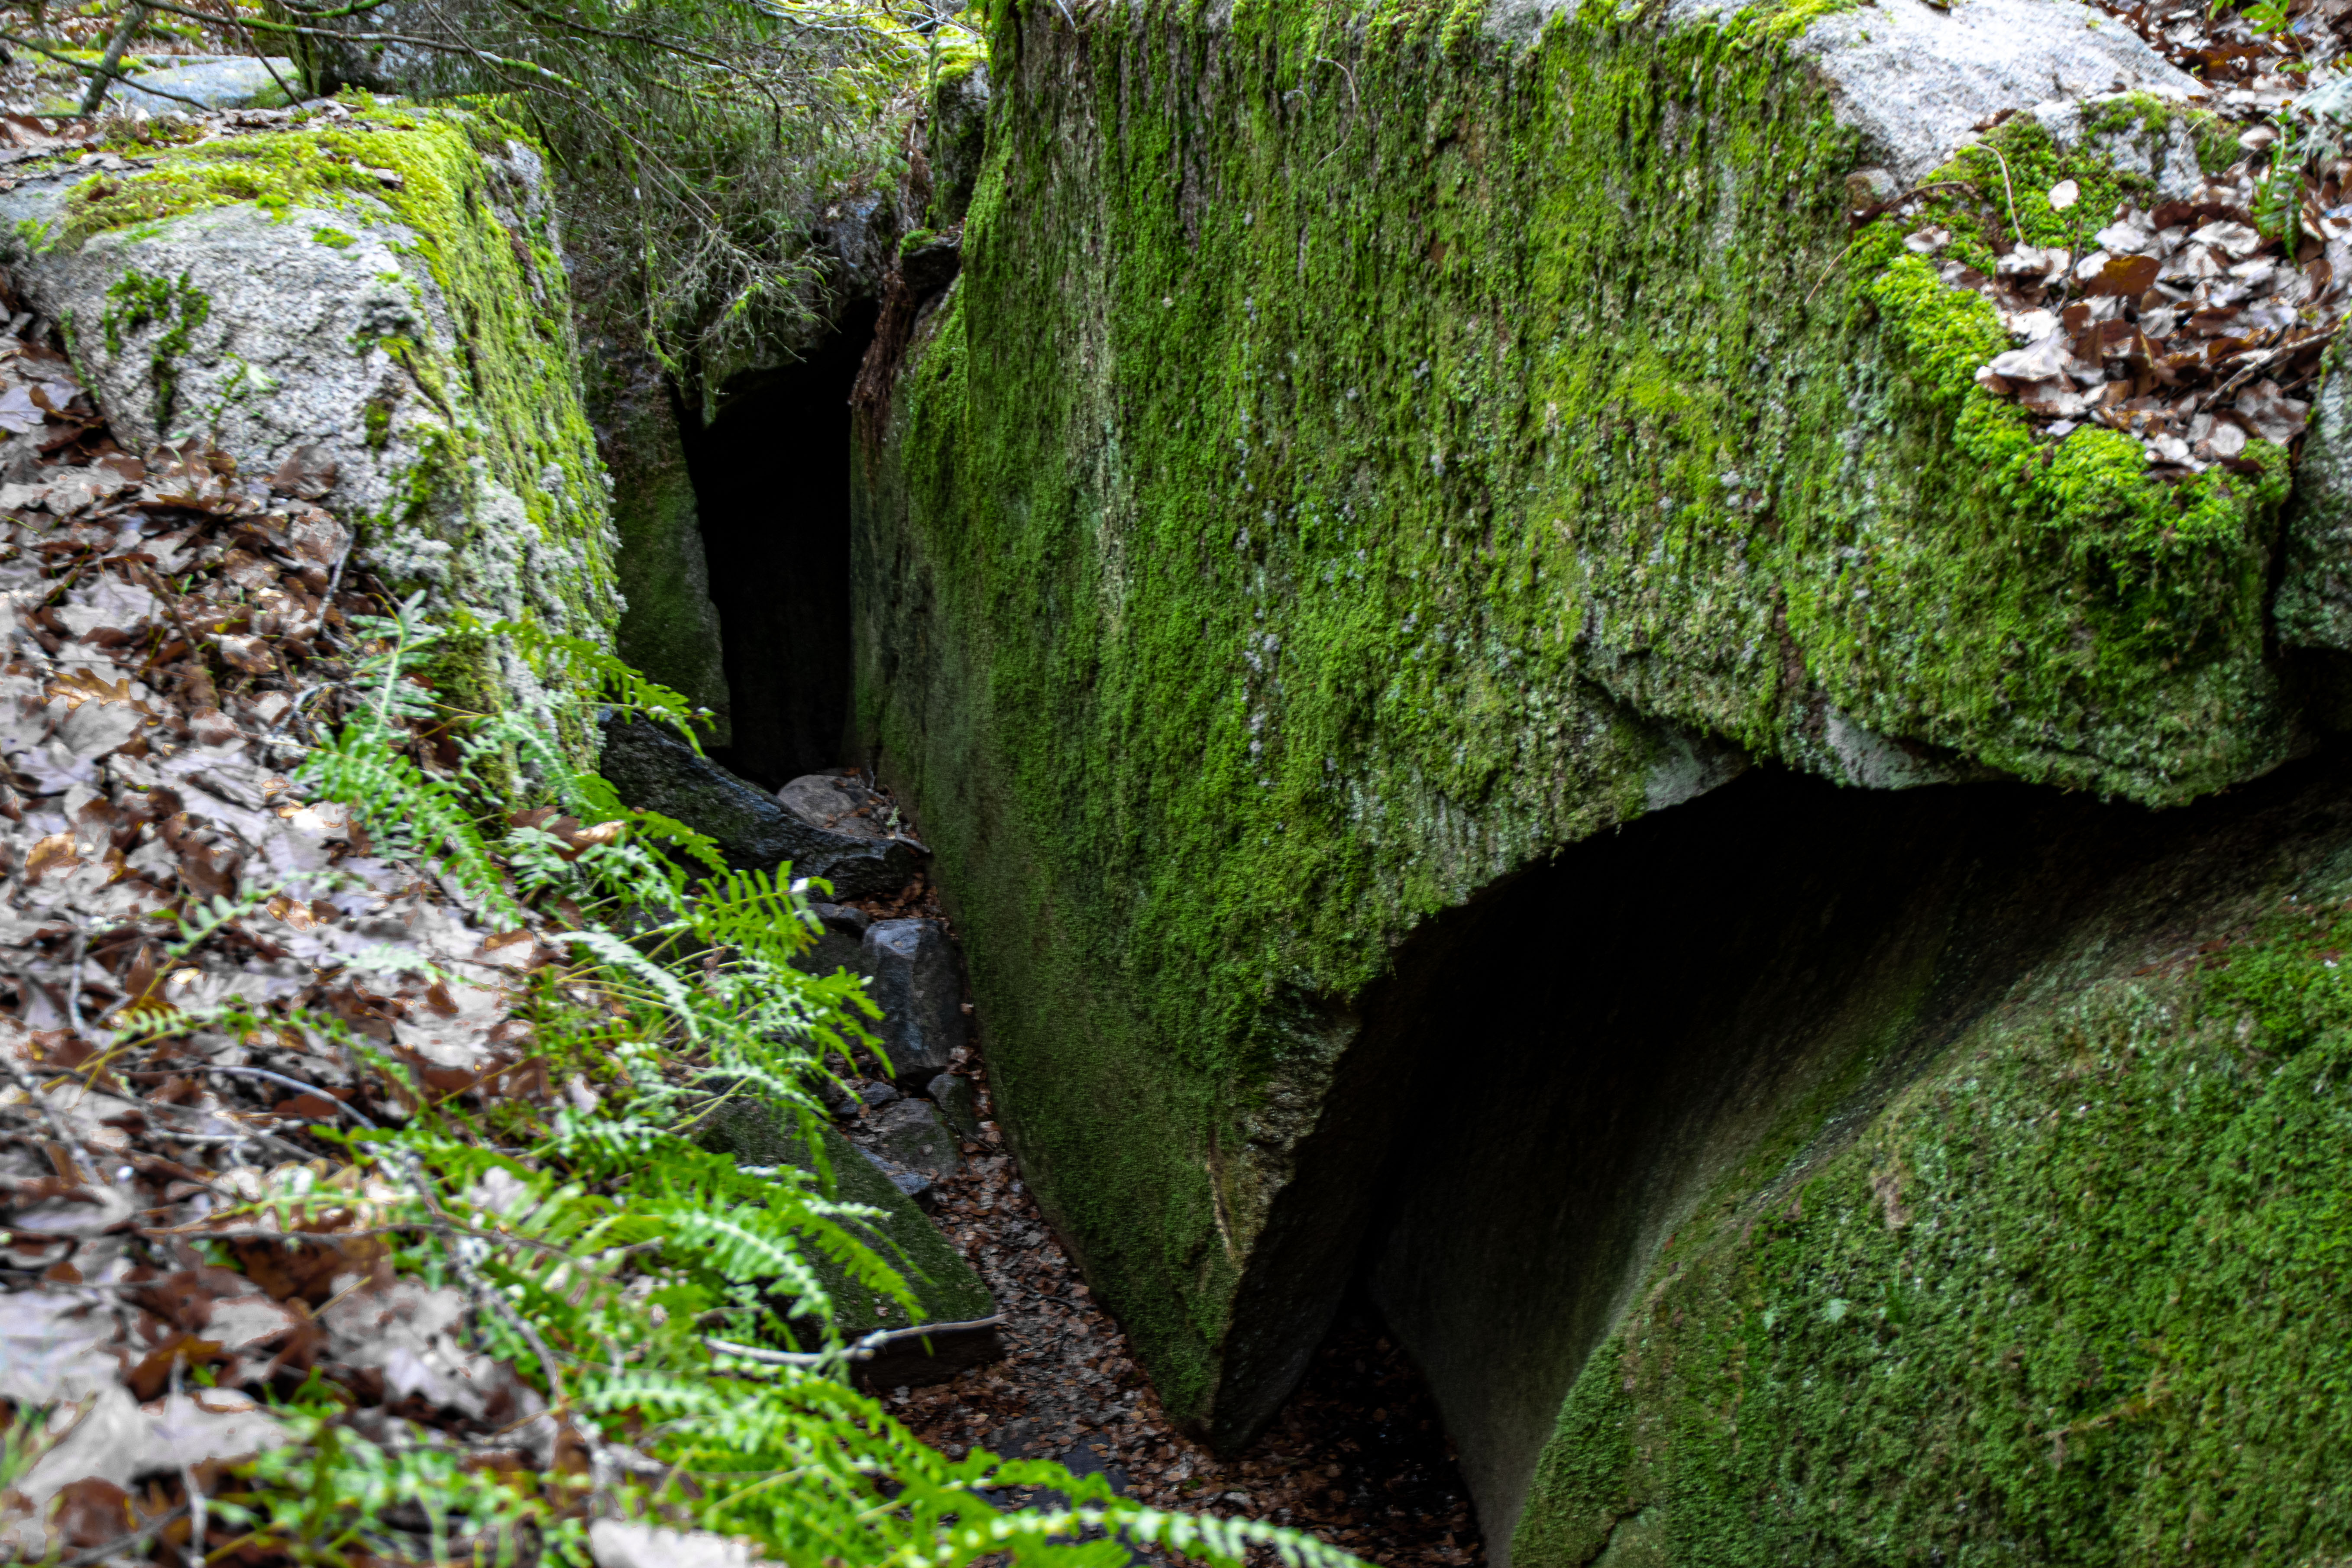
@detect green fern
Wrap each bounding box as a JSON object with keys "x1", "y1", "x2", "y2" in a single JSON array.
[{"x1": 126, "y1": 605, "x2": 1366, "y2": 1568}]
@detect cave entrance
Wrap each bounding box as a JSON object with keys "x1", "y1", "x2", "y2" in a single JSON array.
[
  {"x1": 1349, "y1": 767, "x2": 2083, "y2": 1557},
  {"x1": 1228, "y1": 756, "x2": 2330, "y2": 1562},
  {"x1": 684, "y1": 303, "x2": 879, "y2": 789}
]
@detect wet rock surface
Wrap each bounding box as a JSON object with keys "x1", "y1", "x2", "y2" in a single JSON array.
[
  {"x1": 861, "y1": 917, "x2": 965, "y2": 1084},
  {"x1": 815, "y1": 863, "x2": 1480, "y2": 1566},
  {"x1": 779, "y1": 769, "x2": 909, "y2": 841}
]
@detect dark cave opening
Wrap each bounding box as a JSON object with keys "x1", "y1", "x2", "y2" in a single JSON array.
[
  {"x1": 1218, "y1": 749, "x2": 2352, "y2": 1561},
  {"x1": 683, "y1": 303, "x2": 879, "y2": 789}
]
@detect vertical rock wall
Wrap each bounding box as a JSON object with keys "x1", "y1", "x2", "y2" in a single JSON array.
[{"x1": 853, "y1": 0, "x2": 2352, "y2": 1559}]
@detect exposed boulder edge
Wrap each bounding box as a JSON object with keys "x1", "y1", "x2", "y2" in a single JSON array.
[
  {"x1": 851, "y1": 0, "x2": 2351, "y2": 1551},
  {"x1": 115, "y1": 56, "x2": 299, "y2": 114},
  {"x1": 0, "y1": 109, "x2": 619, "y2": 760},
  {"x1": 582, "y1": 330, "x2": 734, "y2": 747},
  {"x1": 692, "y1": 1087, "x2": 997, "y2": 1387},
  {"x1": 597, "y1": 717, "x2": 923, "y2": 898},
  {"x1": 1488, "y1": 0, "x2": 2203, "y2": 187},
  {"x1": 2281, "y1": 336, "x2": 2352, "y2": 651}
]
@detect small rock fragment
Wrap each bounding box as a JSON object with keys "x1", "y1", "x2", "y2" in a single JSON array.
[
  {"x1": 792, "y1": 900, "x2": 869, "y2": 978},
  {"x1": 862, "y1": 918, "x2": 966, "y2": 1084},
  {"x1": 929, "y1": 1072, "x2": 984, "y2": 1139},
  {"x1": 867, "y1": 1097, "x2": 960, "y2": 1184}
]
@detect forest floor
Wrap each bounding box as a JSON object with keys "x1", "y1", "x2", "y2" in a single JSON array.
[
  {"x1": 824, "y1": 879, "x2": 1485, "y2": 1568},
  {"x1": 902, "y1": 1141, "x2": 1485, "y2": 1568}
]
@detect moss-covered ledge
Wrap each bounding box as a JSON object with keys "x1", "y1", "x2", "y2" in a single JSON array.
[
  {"x1": 852, "y1": 0, "x2": 2339, "y2": 1500},
  {"x1": 0, "y1": 104, "x2": 618, "y2": 756},
  {"x1": 1512, "y1": 756, "x2": 2352, "y2": 1568}
]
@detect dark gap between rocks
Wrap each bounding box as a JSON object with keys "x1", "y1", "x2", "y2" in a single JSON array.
[
  {"x1": 684, "y1": 301, "x2": 878, "y2": 789},
  {"x1": 1229, "y1": 753, "x2": 2350, "y2": 1564},
  {"x1": 888, "y1": 1038, "x2": 1485, "y2": 1568},
  {"x1": 814, "y1": 743, "x2": 2352, "y2": 1568}
]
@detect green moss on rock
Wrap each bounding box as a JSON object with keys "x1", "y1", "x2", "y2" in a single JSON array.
[
  {"x1": 2, "y1": 106, "x2": 620, "y2": 766},
  {"x1": 857, "y1": 0, "x2": 2328, "y2": 1476},
  {"x1": 1517, "y1": 795, "x2": 2352, "y2": 1567}
]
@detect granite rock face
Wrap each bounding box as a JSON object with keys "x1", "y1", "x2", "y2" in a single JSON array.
[
  {"x1": 794, "y1": 902, "x2": 872, "y2": 979},
  {"x1": 111, "y1": 57, "x2": 298, "y2": 114},
  {"x1": 0, "y1": 108, "x2": 617, "y2": 752},
  {"x1": 850, "y1": 0, "x2": 2352, "y2": 1560},
  {"x1": 583, "y1": 332, "x2": 733, "y2": 747}
]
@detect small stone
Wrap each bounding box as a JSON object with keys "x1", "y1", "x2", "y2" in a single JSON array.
[
  {"x1": 793, "y1": 901, "x2": 870, "y2": 978},
  {"x1": 778, "y1": 772, "x2": 896, "y2": 842},
  {"x1": 929, "y1": 1072, "x2": 984, "y2": 1138},
  {"x1": 863, "y1": 918, "x2": 966, "y2": 1084},
  {"x1": 855, "y1": 1141, "x2": 938, "y2": 1211},
  {"x1": 868, "y1": 1097, "x2": 961, "y2": 1184},
  {"x1": 857, "y1": 1079, "x2": 901, "y2": 1109},
  {"x1": 1844, "y1": 167, "x2": 1897, "y2": 209}
]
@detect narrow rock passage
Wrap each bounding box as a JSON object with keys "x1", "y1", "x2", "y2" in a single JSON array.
[
  {"x1": 813, "y1": 862, "x2": 1481, "y2": 1568},
  {"x1": 846, "y1": 1036, "x2": 1479, "y2": 1559}
]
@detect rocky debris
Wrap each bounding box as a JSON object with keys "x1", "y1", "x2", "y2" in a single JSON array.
[
  {"x1": 857, "y1": 1143, "x2": 937, "y2": 1209},
  {"x1": 929, "y1": 1070, "x2": 983, "y2": 1138},
  {"x1": 795, "y1": 899, "x2": 869, "y2": 976},
  {"x1": 778, "y1": 770, "x2": 913, "y2": 842},
  {"x1": 597, "y1": 718, "x2": 922, "y2": 897},
  {"x1": 842, "y1": 1087, "x2": 961, "y2": 1210},
  {"x1": 861, "y1": 917, "x2": 964, "y2": 1084},
  {"x1": 898, "y1": 1057, "x2": 1481, "y2": 1568},
  {"x1": 867, "y1": 1097, "x2": 961, "y2": 1184}
]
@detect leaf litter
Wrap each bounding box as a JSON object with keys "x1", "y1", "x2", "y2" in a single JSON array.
[
  {"x1": 872, "y1": 1028, "x2": 1482, "y2": 1568},
  {"x1": 0, "y1": 256, "x2": 1393, "y2": 1568},
  {"x1": 1866, "y1": 0, "x2": 2352, "y2": 474},
  {"x1": 0, "y1": 283, "x2": 576, "y2": 1559}
]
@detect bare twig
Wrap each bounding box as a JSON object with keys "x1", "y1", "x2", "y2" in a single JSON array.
[
  {"x1": 64, "y1": 930, "x2": 86, "y2": 1037},
  {"x1": 707, "y1": 1313, "x2": 1006, "y2": 1368},
  {"x1": 0, "y1": 1045, "x2": 98, "y2": 1180},
  {"x1": 171, "y1": 1358, "x2": 207, "y2": 1566},
  {"x1": 0, "y1": 40, "x2": 217, "y2": 114},
  {"x1": 1978, "y1": 136, "x2": 2028, "y2": 249}
]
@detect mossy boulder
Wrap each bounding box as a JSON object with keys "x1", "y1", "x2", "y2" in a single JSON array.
[
  {"x1": 0, "y1": 105, "x2": 618, "y2": 757},
  {"x1": 694, "y1": 1086, "x2": 998, "y2": 1382},
  {"x1": 1498, "y1": 757, "x2": 2352, "y2": 1568},
  {"x1": 852, "y1": 0, "x2": 2352, "y2": 1558}
]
